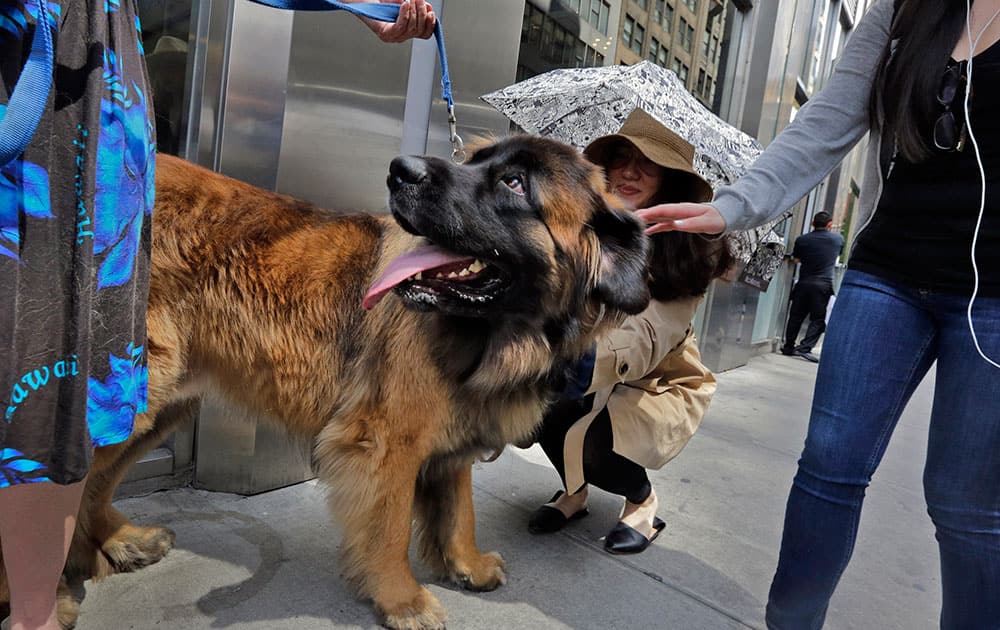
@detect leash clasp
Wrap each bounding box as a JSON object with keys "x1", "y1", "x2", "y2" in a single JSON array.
[{"x1": 448, "y1": 105, "x2": 466, "y2": 164}]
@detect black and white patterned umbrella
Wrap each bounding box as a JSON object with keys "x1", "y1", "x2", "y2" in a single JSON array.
[{"x1": 482, "y1": 61, "x2": 788, "y2": 274}]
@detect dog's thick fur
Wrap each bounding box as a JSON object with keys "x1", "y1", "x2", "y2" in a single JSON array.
[{"x1": 0, "y1": 136, "x2": 650, "y2": 629}]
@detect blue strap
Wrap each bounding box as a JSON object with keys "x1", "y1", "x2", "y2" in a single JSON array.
[
  {"x1": 0, "y1": 0, "x2": 55, "y2": 168},
  {"x1": 246, "y1": 0, "x2": 453, "y2": 110}
]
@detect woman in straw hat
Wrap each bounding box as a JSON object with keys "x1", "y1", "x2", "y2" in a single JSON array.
[{"x1": 527, "y1": 108, "x2": 732, "y2": 554}]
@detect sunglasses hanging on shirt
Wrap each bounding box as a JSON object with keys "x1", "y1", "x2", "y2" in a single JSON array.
[{"x1": 934, "y1": 59, "x2": 970, "y2": 152}]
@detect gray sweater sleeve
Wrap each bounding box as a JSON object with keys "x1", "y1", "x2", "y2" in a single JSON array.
[{"x1": 710, "y1": 0, "x2": 894, "y2": 232}]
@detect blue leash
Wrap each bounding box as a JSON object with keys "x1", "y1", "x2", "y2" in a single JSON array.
[
  {"x1": 247, "y1": 0, "x2": 464, "y2": 160},
  {"x1": 0, "y1": 0, "x2": 54, "y2": 168}
]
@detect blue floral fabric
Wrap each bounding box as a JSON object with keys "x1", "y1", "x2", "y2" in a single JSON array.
[{"x1": 0, "y1": 0, "x2": 154, "y2": 486}]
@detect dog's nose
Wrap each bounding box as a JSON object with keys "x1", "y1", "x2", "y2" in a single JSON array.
[{"x1": 388, "y1": 156, "x2": 428, "y2": 191}]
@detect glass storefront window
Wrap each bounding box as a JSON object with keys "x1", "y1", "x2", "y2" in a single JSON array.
[{"x1": 137, "y1": 0, "x2": 194, "y2": 156}]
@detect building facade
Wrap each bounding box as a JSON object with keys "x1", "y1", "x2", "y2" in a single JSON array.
[
  {"x1": 517, "y1": 0, "x2": 623, "y2": 80},
  {"x1": 615, "y1": 0, "x2": 726, "y2": 107}
]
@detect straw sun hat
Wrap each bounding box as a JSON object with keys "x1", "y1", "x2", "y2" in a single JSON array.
[{"x1": 583, "y1": 108, "x2": 713, "y2": 203}]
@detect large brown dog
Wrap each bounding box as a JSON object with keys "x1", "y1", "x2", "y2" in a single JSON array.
[{"x1": 0, "y1": 136, "x2": 650, "y2": 629}]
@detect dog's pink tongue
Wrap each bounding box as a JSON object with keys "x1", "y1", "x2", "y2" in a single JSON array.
[{"x1": 363, "y1": 245, "x2": 474, "y2": 310}]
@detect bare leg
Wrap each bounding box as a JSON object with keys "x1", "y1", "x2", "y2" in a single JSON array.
[
  {"x1": 620, "y1": 487, "x2": 658, "y2": 537},
  {"x1": 549, "y1": 486, "x2": 589, "y2": 518},
  {"x1": 0, "y1": 479, "x2": 86, "y2": 630}
]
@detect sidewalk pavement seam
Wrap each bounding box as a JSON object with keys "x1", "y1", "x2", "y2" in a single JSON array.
[{"x1": 472, "y1": 478, "x2": 766, "y2": 630}]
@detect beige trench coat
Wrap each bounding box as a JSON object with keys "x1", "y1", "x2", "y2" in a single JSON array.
[{"x1": 561, "y1": 296, "x2": 716, "y2": 494}]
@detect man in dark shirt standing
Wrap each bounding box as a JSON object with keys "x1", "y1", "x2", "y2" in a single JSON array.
[{"x1": 781, "y1": 212, "x2": 845, "y2": 362}]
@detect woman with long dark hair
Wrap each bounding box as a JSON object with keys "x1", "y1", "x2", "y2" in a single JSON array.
[
  {"x1": 637, "y1": 0, "x2": 1000, "y2": 627},
  {"x1": 527, "y1": 108, "x2": 732, "y2": 554}
]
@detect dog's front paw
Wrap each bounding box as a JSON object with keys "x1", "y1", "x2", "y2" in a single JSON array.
[
  {"x1": 449, "y1": 550, "x2": 507, "y2": 592},
  {"x1": 379, "y1": 586, "x2": 447, "y2": 630},
  {"x1": 101, "y1": 524, "x2": 176, "y2": 573}
]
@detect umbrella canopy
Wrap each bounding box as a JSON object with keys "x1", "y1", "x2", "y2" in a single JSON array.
[{"x1": 482, "y1": 61, "x2": 789, "y2": 271}]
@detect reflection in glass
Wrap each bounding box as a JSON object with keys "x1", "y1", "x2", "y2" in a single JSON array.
[{"x1": 137, "y1": 0, "x2": 193, "y2": 156}]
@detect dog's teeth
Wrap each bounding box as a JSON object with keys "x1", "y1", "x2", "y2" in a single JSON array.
[
  {"x1": 469, "y1": 260, "x2": 485, "y2": 273},
  {"x1": 447, "y1": 272, "x2": 458, "y2": 278},
  {"x1": 458, "y1": 269, "x2": 470, "y2": 277},
  {"x1": 414, "y1": 272, "x2": 423, "y2": 280},
  {"x1": 435, "y1": 272, "x2": 446, "y2": 279}
]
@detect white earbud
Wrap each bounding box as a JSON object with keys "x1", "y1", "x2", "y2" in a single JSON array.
[{"x1": 963, "y1": 0, "x2": 1000, "y2": 368}]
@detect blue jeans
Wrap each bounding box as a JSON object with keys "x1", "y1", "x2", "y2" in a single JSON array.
[{"x1": 765, "y1": 271, "x2": 1000, "y2": 630}]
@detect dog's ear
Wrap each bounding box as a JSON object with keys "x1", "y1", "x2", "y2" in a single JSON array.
[{"x1": 591, "y1": 207, "x2": 650, "y2": 315}]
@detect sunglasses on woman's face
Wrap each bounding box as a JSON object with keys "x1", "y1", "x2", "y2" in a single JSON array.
[
  {"x1": 606, "y1": 145, "x2": 661, "y2": 177},
  {"x1": 934, "y1": 61, "x2": 969, "y2": 152}
]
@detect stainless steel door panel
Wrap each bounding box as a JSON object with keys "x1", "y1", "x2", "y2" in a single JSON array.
[{"x1": 276, "y1": 12, "x2": 413, "y2": 210}]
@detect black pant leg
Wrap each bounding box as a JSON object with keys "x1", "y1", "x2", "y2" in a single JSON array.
[
  {"x1": 783, "y1": 284, "x2": 810, "y2": 352},
  {"x1": 581, "y1": 409, "x2": 652, "y2": 505},
  {"x1": 538, "y1": 400, "x2": 651, "y2": 504},
  {"x1": 796, "y1": 284, "x2": 832, "y2": 352},
  {"x1": 538, "y1": 397, "x2": 592, "y2": 494}
]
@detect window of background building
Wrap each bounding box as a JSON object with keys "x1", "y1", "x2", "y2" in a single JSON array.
[
  {"x1": 541, "y1": 16, "x2": 554, "y2": 53},
  {"x1": 591, "y1": 0, "x2": 611, "y2": 34},
  {"x1": 637, "y1": 0, "x2": 648, "y2": 11},
  {"x1": 653, "y1": 0, "x2": 663, "y2": 23},
  {"x1": 680, "y1": 17, "x2": 693, "y2": 52},
  {"x1": 671, "y1": 57, "x2": 682, "y2": 75},
  {"x1": 519, "y1": 2, "x2": 607, "y2": 79},
  {"x1": 663, "y1": 2, "x2": 675, "y2": 32},
  {"x1": 685, "y1": 0, "x2": 698, "y2": 11},
  {"x1": 657, "y1": 45, "x2": 669, "y2": 67},
  {"x1": 702, "y1": 28, "x2": 710, "y2": 55},
  {"x1": 562, "y1": 0, "x2": 611, "y2": 35},
  {"x1": 623, "y1": 14, "x2": 635, "y2": 48},
  {"x1": 649, "y1": 37, "x2": 660, "y2": 62},
  {"x1": 804, "y1": 0, "x2": 831, "y2": 94},
  {"x1": 710, "y1": 34, "x2": 719, "y2": 62},
  {"x1": 633, "y1": 22, "x2": 645, "y2": 54},
  {"x1": 679, "y1": 63, "x2": 689, "y2": 84},
  {"x1": 697, "y1": 68, "x2": 706, "y2": 94}
]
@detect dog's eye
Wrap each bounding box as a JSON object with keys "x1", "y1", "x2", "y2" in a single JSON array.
[{"x1": 501, "y1": 175, "x2": 526, "y2": 196}]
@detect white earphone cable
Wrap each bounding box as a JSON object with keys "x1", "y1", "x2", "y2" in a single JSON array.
[{"x1": 963, "y1": 0, "x2": 1000, "y2": 368}]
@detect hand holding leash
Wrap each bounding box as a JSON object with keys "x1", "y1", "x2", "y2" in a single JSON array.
[
  {"x1": 247, "y1": 0, "x2": 464, "y2": 162},
  {"x1": 362, "y1": 0, "x2": 436, "y2": 43}
]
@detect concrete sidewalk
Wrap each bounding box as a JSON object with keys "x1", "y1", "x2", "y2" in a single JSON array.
[{"x1": 77, "y1": 353, "x2": 940, "y2": 630}]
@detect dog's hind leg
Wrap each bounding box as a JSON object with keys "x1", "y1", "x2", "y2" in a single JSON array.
[
  {"x1": 317, "y1": 424, "x2": 447, "y2": 630},
  {"x1": 414, "y1": 459, "x2": 507, "y2": 592}
]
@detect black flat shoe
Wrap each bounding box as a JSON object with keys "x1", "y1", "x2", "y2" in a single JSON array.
[
  {"x1": 527, "y1": 490, "x2": 589, "y2": 534},
  {"x1": 603, "y1": 516, "x2": 666, "y2": 554}
]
